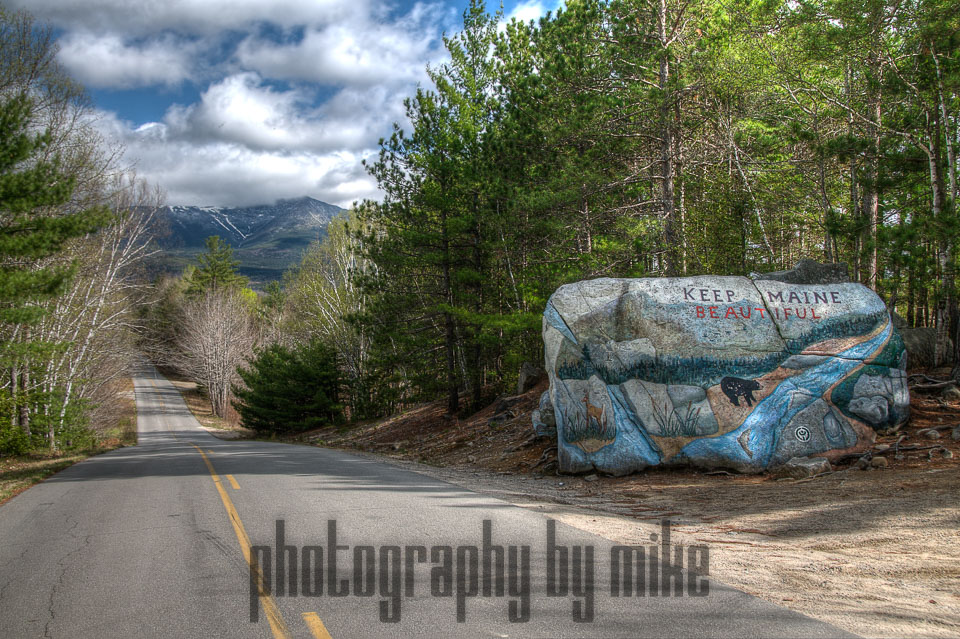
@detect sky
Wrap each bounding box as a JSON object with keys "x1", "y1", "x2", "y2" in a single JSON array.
[{"x1": 11, "y1": 0, "x2": 559, "y2": 208}]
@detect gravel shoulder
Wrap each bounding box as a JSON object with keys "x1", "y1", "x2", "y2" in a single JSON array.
[{"x1": 344, "y1": 449, "x2": 960, "y2": 639}]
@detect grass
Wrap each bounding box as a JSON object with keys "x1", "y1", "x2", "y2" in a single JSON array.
[
  {"x1": 1, "y1": 452, "x2": 99, "y2": 506},
  {"x1": 0, "y1": 378, "x2": 138, "y2": 507}
]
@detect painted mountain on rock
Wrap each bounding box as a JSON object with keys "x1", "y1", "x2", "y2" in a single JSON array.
[{"x1": 150, "y1": 196, "x2": 344, "y2": 283}]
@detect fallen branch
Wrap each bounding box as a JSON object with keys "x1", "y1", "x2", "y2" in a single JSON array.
[
  {"x1": 910, "y1": 381, "x2": 957, "y2": 391},
  {"x1": 908, "y1": 373, "x2": 948, "y2": 383},
  {"x1": 530, "y1": 446, "x2": 557, "y2": 469},
  {"x1": 834, "y1": 443, "x2": 944, "y2": 465}
]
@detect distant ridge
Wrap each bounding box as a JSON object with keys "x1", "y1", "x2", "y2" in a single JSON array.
[{"x1": 150, "y1": 196, "x2": 344, "y2": 284}]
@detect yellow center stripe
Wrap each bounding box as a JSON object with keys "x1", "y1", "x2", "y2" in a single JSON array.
[
  {"x1": 226, "y1": 474, "x2": 241, "y2": 490},
  {"x1": 191, "y1": 444, "x2": 291, "y2": 639},
  {"x1": 302, "y1": 612, "x2": 334, "y2": 639}
]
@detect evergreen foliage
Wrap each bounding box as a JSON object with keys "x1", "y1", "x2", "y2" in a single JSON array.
[
  {"x1": 0, "y1": 89, "x2": 107, "y2": 453},
  {"x1": 0, "y1": 92, "x2": 105, "y2": 326},
  {"x1": 185, "y1": 235, "x2": 249, "y2": 295},
  {"x1": 343, "y1": 0, "x2": 960, "y2": 416},
  {"x1": 232, "y1": 340, "x2": 342, "y2": 432}
]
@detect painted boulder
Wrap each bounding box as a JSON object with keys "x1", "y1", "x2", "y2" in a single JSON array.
[{"x1": 538, "y1": 276, "x2": 909, "y2": 475}]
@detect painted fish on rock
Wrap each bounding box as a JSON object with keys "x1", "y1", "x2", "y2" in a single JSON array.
[{"x1": 537, "y1": 276, "x2": 909, "y2": 475}]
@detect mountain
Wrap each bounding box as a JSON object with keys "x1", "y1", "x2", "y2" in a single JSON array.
[{"x1": 150, "y1": 196, "x2": 344, "y2": 284}]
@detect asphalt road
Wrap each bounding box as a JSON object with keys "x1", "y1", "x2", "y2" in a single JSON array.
[{"x1": 0, "y1": 364, "x2": 857, "y2": 638}]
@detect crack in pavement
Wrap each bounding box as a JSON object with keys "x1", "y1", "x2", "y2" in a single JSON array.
[
  {"x1": 43, "y1": 517, "x2": 89, "y2": 639},
  {"x1": 0, "y1": 541, "x2": 33, "y2": 603}
]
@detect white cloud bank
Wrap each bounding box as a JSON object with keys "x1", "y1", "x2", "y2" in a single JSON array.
[
  {"x1": 57, "y1": 32, "x2": 199, "y2": 88},
  {"x1": 93, "y1": 73, "x2": 388, "y2": 208},
  {"x1": 16, "y1": 0, "x2": 559, "y2": 208},
  {"x1": 24, "y1": 0, "x2": 458, "y2": 208}
]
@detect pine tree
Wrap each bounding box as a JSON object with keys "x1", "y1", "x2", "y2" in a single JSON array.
[
  {"x1": 185, "y1": 235, "x2": 248, "y2": 294},
  {"x1": 0, "y1": 91, "x2": 106, "y2": 448},
  {"x1": 232, "y1": 340, "x2": 342, "y2": 432},
  {"x1": 360, "y1": 1, "x2": 502, "y2": 414}
]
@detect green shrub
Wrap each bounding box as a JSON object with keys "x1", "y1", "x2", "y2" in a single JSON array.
[{"x1": 232, "y1": 339, "x2": 342, "y2": 433}]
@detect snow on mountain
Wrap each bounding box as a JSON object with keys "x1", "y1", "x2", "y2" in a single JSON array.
[{"x1": 150, "y1": 196, "x2": 345, "y2": 283}]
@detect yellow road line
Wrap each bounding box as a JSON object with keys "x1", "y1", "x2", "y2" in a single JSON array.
[
  {"x1": 226, "y1": 474, "x2": 241, "y2": 490},
  {"x1": 191, "y1": 444, "x2": 291, "y2": 639},
  {"x1": 302, "y1": 612, "x2": 333, "y2": 639}
]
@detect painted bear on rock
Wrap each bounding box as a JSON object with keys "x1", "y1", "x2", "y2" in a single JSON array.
[
  {"x1": 537, "y1": 272, "x2": 909, "y2": 475},
  {"x1": 720, "y1": 377, "x2": 762, "y2": 407}
]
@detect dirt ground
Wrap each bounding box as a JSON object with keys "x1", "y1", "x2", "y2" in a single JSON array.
[{"x1": 293, "y1": 375, "x2": 960, "y2": 639}]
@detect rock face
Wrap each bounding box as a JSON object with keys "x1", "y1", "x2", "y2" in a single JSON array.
[
  {"x1": 537, "y1": 276, "x2": 909, "y2": 475},
  {"x1": 759, "y1": 258, "x2": 850, "y2": 285}
]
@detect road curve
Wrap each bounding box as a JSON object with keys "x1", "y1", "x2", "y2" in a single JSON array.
[{"x1": 0, "y1": 363, "x2": 857, "y2": 638}]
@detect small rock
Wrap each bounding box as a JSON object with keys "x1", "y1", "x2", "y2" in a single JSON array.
[
  {"x1": 467, "y1": 455, "x2": 477, "y2": 463},
  {"x1": 531, "y1": 407, "x2": 557, "y2": 438},
  {"x1": 584, "y1": 474, "x2": 598, "y2": 482},
  {"x1": 874, "y1": 444, "x2": 890, "y2": 452},
  {"x1": 487, "y1": 415, "x2": 506, "y2": 426},
  {"x1": 493, "y1": 397, "x2": 517, "y2": 414},
  {"x1": 517, "y1": 362, "x2": 546, "y2": 394},
  {"x1": 920, "y1": 429, "x2": 942, "y2": 440},
  {"x1": 870, "y1": 456, "x2": 888, "y2": 469},
  {"x1": 771, "y1": 456, "x2": 832, "y2": 479},
  {"x1": 855, "y1": 455, "x2": 872, "y2": 470},
  {"x1": 942, "y1": 449, "x2": 954, "y2": 459},
  {"x1": 943, "y1": 386, "x2": 960, "y2": 402},
  {"x1": 392, "y1": 442, "x2": 402, "y2": 451},
  {"x1": 558, "y1": 482, "x2": 565, "y2": 486},
  {"x1": 951, "y1": 426, "x2": 960, "y2": 441}
]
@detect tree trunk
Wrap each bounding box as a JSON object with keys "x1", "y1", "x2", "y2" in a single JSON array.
[
  {"x1": 19, "y1": 367, "x2": 30, "y2": 436},
  {"x1": 861, "y1": 97, "x2": 880, "y2": 290},
  {"x1": 440, "y1": 204, "x2": 459, "y2": 416},
  {"x1": 658, "y1": 0, "x2": 679, "y2": 276},
  {"x1": 929, "y1": 112, "x2": 953, "y2": 369}
]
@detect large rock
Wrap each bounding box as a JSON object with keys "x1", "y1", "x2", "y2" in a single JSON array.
[
  {"x1": 517, "y1": 362, "x2": 546, "y2": 394},
  {"x1": 537, "y1": 276, "x2": 909, "y2": 475},
  {"x1": 758, "y1": 258, "x2": 850, "y2": 285},
  {"x1": 899, "y1": 327, "x2": 951, "y2": 367}
]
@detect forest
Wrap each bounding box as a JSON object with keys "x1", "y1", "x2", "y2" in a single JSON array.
[
  {"x1": 1, "y1": 0, "x2": 959, "y2": 453},
  {"x1": 344, "y1": 0, "x2": 960, "y2": 418}
]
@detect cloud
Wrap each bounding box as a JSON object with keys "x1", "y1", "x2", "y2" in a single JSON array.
[
  {"x1": 21, "y1": 0, "x2": 538, "y2": 208},
  {"x1": 505, "y1": 0, "x2": 552, "y2": 24},
  {"x1": 235, "y1": 2, "x2": 452, "y2": 88},
  {"x1": 154, "y1": 72, "x2": 405, "y2": 155},
  {"x1": 57, "y1": 32, "x2": 197, "y2": 88},
  {"x1": 162, "y1": 73, "x2": 320, "y2": 151},
  {"x1": 94, "y1": 97, "x2": 383, "y2": 209},
  {"x1": 27, "y1": 0, "x2": 456, "y2": 208},
  {"x1": 11, "y1": 0, "x2": 365, "y2": 35}
]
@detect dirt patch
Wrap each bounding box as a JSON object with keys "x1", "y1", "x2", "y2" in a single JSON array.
[
  {"x1": 300, "y1": 379, "x2": 554, "y2": 472},
  {"x1": 295, "y1": 373, "x2": 960, "y2": 638}
]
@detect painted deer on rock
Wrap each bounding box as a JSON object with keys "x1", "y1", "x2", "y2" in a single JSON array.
[{"x1": 582, "y1": 392, "x2": 606, "y2": 428}]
